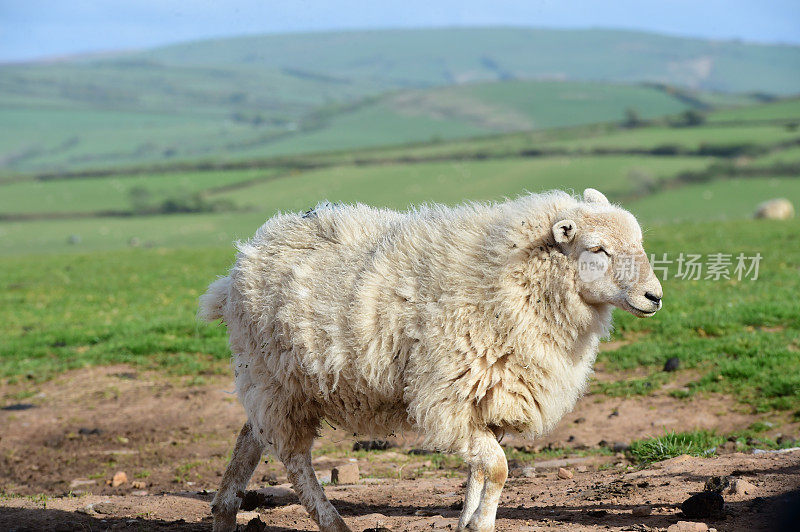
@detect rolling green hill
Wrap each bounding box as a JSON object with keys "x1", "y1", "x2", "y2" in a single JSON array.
[
  {"x1": 2, "y1": 27, "x2": 798, "y2": 173},
  {"x1": 146, "y1": 27, "x2": 800, "y2": 95}
]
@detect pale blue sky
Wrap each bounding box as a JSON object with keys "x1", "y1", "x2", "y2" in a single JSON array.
[{"x1": 1, "y1": 0, "x2": 798, "y2": 62}]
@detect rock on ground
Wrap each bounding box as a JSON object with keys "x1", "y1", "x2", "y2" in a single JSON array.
[
  {"x1": 110, "y1": 471, "x2": 127, "y2": 487},
  {"x1": 331, "y1": 463, "x2": 360, "y2": 484}
]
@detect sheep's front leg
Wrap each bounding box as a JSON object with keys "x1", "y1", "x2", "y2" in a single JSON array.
[
  {"x1": 458, "y1": 432, "x2": 508, "y2": 532},
  {"x1": 211, "y1": 422, "x2": 264, "y2": 532},
  {"x1": 283, "y1": 450, "x2": 351, "y2": 532}
]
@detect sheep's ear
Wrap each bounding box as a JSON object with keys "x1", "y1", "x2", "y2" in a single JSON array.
[
  {"x1": 583, "y1": 188, "x2": 609, "y2": 204},
  {"x1": 552, "y1": 219, "x2": 577, "y2": 244}
]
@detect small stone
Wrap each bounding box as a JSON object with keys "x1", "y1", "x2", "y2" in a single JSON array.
[
  {"x1": 632, "y1": 505, "x2": 652, "y2": 516},
  {"x1": 574, "y1": 417, "x2": 586, "y2": 424},
  {"x1": 110, "y1": 471, "x2": 127, "y2": 487},
  {"x1": 131, "y1": 490, "x2": 149, "y2": 496},
  {"x1": 557, "y1": 467, "x2": 573, "y2": 479},
  {"x1": 728, "y1": 478, "x2": 757, "y2": 496},
  {"x1": 332, "y1": 463, "x2": 359, "y2": 484},
  {"x1": 131, "y1": 480, "x2": 146, "y2": 489},
  {"x1": 667, "y1": 521, "x2": 708, "y2": 532},
  {"x1": 414, "y1": 509, "x2": 438, "y2": 516},
  {"x1": 681, "y1": 491, "x2": 723, "y2": 518},
  {"x1": 664, "y1": 357, "x2": 681, "y2": 372}
]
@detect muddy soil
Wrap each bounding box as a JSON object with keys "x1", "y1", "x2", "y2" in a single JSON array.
[{"x1": 1, "y1": 365, "x2": 798, "y2": 531}]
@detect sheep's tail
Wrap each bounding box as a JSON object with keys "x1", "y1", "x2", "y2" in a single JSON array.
[{"x1": 198, "y1": 276, "x2": 232, "y2": 322}]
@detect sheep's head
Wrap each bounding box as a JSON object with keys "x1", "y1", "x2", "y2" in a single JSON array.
[{"x1": 552, "y1": 188, "x2": 662, "y2": 318}]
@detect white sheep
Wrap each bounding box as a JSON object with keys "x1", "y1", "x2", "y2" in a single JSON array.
[
  {"x1": 754, "y1": 198, "x2": 795, "y2": 220},
  {"x1": 199, "y1": 188, "x2": 662, "y2": 532}
]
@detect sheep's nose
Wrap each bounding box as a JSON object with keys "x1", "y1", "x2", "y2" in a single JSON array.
[{"x1": 644, "y1": 292, "x2": 661, "y2": 305}]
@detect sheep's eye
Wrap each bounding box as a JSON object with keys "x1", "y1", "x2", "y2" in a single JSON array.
[{"x1": 589, "y1": 246, "x2": 609, "y2": 256}]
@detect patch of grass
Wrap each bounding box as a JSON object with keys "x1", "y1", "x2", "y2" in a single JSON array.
[
  {"x1": 629, "y1": 430, "x2": 724, "y2": 464},
  {"x1": 0, "y1": 247, "x2": 233, "y2": 379}
]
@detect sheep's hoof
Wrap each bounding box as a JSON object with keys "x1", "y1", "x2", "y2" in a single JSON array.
[{"x1": 460, "y1": 521, "x2": 494, "y2": 532}]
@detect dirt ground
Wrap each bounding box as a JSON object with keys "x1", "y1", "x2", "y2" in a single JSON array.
[{"x1": 1, "y1": 365, "x2": 799, "y2": 531}]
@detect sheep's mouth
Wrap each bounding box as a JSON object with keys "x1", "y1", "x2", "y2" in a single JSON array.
[{"x1": 623, "y1": 300, "x2": 658, "y2": 318}]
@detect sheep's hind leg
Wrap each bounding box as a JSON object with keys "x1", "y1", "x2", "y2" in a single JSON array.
[
  {"x1": 211, "y1": 422, "x2": 265, "y2": 532},
  {"x1": 457, "y1": 466, "x2": 485, "y2": 530},
  {"x1": 282, "y1": 450, "x2": 351, "y2": 532},
  {"x1": 458, "y1": 432, "x2": 508, "y2": 532}
]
